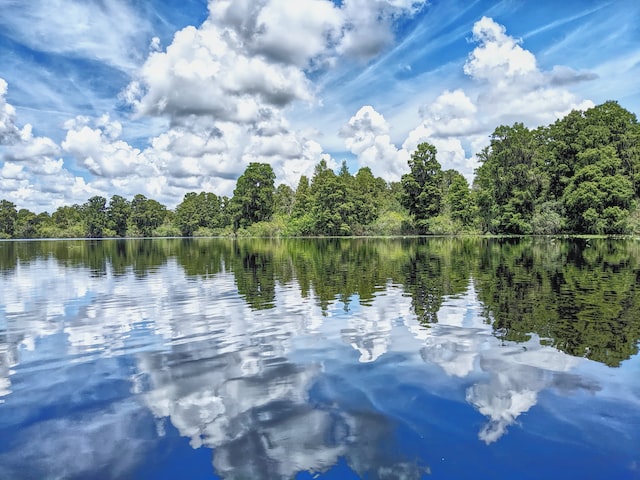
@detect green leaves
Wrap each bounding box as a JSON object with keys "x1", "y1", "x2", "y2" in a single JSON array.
[
  {"x1": 82, "y1": 195, "x2": 108, "y2": 238},
  {"x1": 562, "y1": 146, "x2": 634, "y2": 233},
  {"x1": 131, "y1": 194, "x2": 167, "y2": 237},
  {"x1": 401, "y1": 142, "x2": 443, "y2": 233},
  {"x1": 175, "y1": 192, "x2": 224, "y2": 236},
  {"x1": 107, "y1": 195, "x2": 131, "y2": 237},
  {"x1": 232, "y1": 163, "x2": 276, "y2": 230},
  {"x1": 0, "y1": 199, "x2": 18, "y2": 238}
]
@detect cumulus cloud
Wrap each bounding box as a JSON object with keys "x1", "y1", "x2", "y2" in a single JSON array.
[
  {"x1": 341, "y1": 106, "x2": 409, "y2": 181},
  {"x1": 2, "y1": 7, "x2": 602, "y2": 211},
  {"x1": 127, "y1": 24, "x2": 312, "y2": 121},
  {"x1": 126, "y1": 0, "x2": 429, "y2": 120},
  {"x1": 464, "y1": 16, "x2": 538, "y2": 84},
  {"x1": 62, "y1": 115, "x2": 156, "y2": 178},
  {"x1": 342, "y1": 16, "x2": 596, "y2": 181},
  {"x1": 341, "y1": 99, "x2": 479, "y2": 182},
  {"x1": 0, "y1": 78, "x2": 20, "y2": 145},
  {"x1": 463, "y1": 17, "x2": 595, "y2": 126},
  {"x1": 338, "y1": 0, "x2": 428, "y2": 60},
  {"x1": 0, "y1": 78, "x2": 105, "y2": 211},
  {"x1": 249, "y1": 0, "x2": 343, "y2": 67},
  {"x1": 115, "y1": 0, "x2": 430, "y2": 194}
]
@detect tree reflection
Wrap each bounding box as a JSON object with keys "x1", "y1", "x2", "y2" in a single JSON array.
[
  {"x1": 1, "y1": 237, "x2": 640, "y2": 366},
  {"x1": 474, "y1": 237, "x2": 640, "y2": 366}
]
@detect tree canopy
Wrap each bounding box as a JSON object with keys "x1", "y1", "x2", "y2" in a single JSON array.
[{"x1": 1, "y1": 101, "x2": 639, "y2": 239}]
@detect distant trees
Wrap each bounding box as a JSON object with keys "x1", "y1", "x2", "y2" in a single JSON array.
[
  {"x1": 131, "y1": 194, "x2": 167, "y2": 237},
  {"x1": 1, "y1": 100, "x2": 638, "y2": 239},
  {"x1": 0, "y1": 200, "x2": 17, "y2": 238},
  {"x1": 175, "y1": 192, "x2": 224, "y2": 236},
  {"x1": 474, "y1": 101, "x2": 640, "y2": 235},
  {"x1": 474, "y1": 123, "x2": 542, "y2": 234},
  {"x1": 82, "y1": 196, "x2": 108, "y2": 238},
  {"x1": 401, "y1": 143, "x2": 443, "y2": 233},
  {"x1": 231, "y1": 162, "x2": 276, "y2": 230},
  {"x1": 108, "y1": 195, "x2": 131, "y2": 237}
]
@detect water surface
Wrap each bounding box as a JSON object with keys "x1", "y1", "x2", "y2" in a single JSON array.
[{"x1": 0, "y1": 238, "x2": 639, "y2": 479}]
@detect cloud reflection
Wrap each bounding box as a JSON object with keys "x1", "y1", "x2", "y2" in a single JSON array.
[
  {"x1": 0, "y1": 241, "x2": 629, "y2": 480},
  {"x1": 405, "y1": 284, "x2": 598, "y2": 443},
  {"x1": 137, "y1": 281, "x2": 427, "y2": 479}
]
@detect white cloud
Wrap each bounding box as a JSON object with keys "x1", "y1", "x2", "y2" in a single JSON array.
[
  {"x1": 342, "y1": 17, "x2": 595, "y2": 182},
  {"x1": 1, "y1": 79, "x2": 104, "y2": 211},
  {"x1": 62, "y1": 115, "x2": 155, "y2": 178},
  {"x1": 463, "y1": 17, "x2": 595, "y2": 128},
  {"x1": 118, "y1": 0, "x2": 432, "y2": 194},
  {"x1": 250, "y1": 0, "x2": 343, "y2": 67},
  {"x1": 0, "y1": 78, "x2": 20, "y2": 144},
  {"x1": 422, "y1": 89, "x2": 479, "y2": 138},
  {"x1": 338, "y1": 0, "x2": 428, "y2": 59},
  {"x1": 127, "y1": 23, "x2": 312, "y2": 122},
  {"x1": 1, "y1": 7, "x2": 609, "y2": 212},
  {"x1": 341, "y1": 106, "x2": 409, "y2": 181},
  {"x1": 0, "y1": 0, "x2": 152, "y2": 72},
  {"x1": 464, "y1": 16, "x2": 538, "y2": 84}
]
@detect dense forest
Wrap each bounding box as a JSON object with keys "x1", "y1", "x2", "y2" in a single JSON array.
[{"x1": 1, "y1": 101, "x2": 639, "y2": 239}]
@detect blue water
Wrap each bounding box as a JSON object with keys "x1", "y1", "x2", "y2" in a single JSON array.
[{"x1": 0, "y1": 239, "x2": 639, "y2": 479}]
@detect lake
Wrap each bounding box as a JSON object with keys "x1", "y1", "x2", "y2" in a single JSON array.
[{"x1": 0, "y1": 237, "x2": 639, "y2": 479}]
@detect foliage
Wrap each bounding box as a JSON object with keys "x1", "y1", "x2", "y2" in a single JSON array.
[
  {"x1": 232, "y1": 162, "x2": 276, "y2": 230},
  {"x1": 562, "y1": 146, "x2": 634, "y2": 233},
  {"x1": 82, "y1": 196, "x2": 108, "y2": 238},
  {"x1": 175, "y1": 191, "x2": 225, "y2": 237},
  {"x1": 473, "y1": 123, "x2": 543, "y2": 234},
  {"x1": 131, "y1": 194, "x2": 167, "y2": 237},
  {"x1": 108, "y1": 195, "x2": 131, "y2": 237},
  {"x1": 274, "y1": 184, "x2": 295, "y2": 216},
  {"x1": 2, "y1": 101, "x2": 640, "y2": 239},
  {"x1": 400, "y1": 142, "x2": 443, "y2": 233},
  {"x1": 0, "y1": 200, "x2": 18, "y2": 238}
]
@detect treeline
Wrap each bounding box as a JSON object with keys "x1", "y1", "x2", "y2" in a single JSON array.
[{"x1": 1, "y1": 101, "x2": 639, "y2": 238}]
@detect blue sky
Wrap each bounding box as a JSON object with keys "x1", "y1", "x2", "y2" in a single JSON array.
[{"x1": 0, "y1": 0, "x2": 639, "y2": 212}]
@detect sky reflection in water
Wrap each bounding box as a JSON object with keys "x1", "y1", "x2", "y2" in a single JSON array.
[{"x1": 0, "y1": 238, "x2": 639, "y2": 479}]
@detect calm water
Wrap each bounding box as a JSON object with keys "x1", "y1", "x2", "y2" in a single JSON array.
[{"x1": 0, "y1": 237, "x2": 639, "y2": 479}]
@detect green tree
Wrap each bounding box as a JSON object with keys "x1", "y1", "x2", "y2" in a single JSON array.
[
  {"x1": 50, "y1": 205, "x2": 84, "y2": 237},
  {"x1": 443, "y1": 170, "x2": 475, "y2": 227},
  {"x1": 401, "y1": 142, "x2": 443, "y2": 233},
  {"x1": 131, "y1": 194, "x2": 167, "y2": 237},
  {"x1": 82, "y1": 196, "x2": 108, "y2": 238},
  {"x1": 174, "y1": 192, "x2": 223, "y2": 236},
  {"x1": 0, "y1": 199, "x2": 18, "y2": 238},
  {"x1": 174, "y1": 192, "x2": 200, "y2": 237},
  {"x1": 274, "y1": 184, "x2": 295, "y2": 216},
  {"x1": 353, "y1": 166, "x2": 386, "y2": 228},
  {"x1": 562, "y1": 146, "x2": 634, "y2": 233},
  {"x1": 287, "y1": 176, "x2": 315, "y2": 235},
  {"x1": 473, "y1": 124, "x2": 545, "y2": 234},
  {"x1": 201, "y1": 192, "x2": 223, "y2": 229},
  {"x1": 15, "y1": 209, "x2": 49, "y2": 239},
  {"x1": 291, "y1": 176, "x2": 311, "y2": 219},
  {"x1": 107, "y1": 195, "x2": 131, "y2": 237},
  {"x1": 548, "y1": 101, "x2": 640, "y2": 198},
  {"x1": 232, "y1": 163, "x2": 276, "y2": 230},
  {"x1": 308, "y1": 160, "x2": 349, "y2": 235}
]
